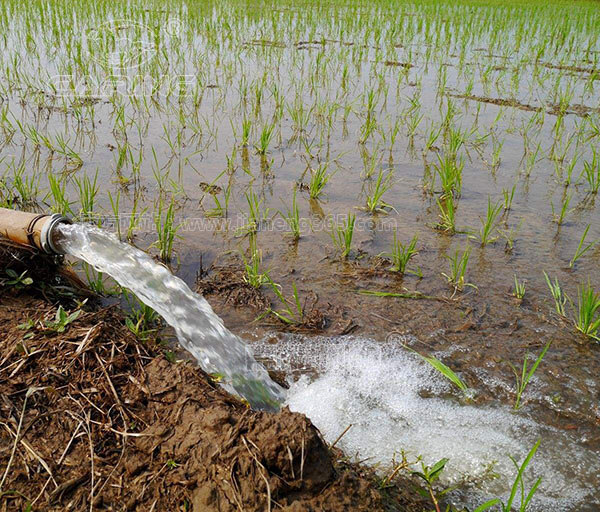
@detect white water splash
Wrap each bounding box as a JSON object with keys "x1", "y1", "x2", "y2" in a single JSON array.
[
  {"x1": 55, "y1": 223, "x2": 284, "y2": 410},
  {"x1": 255, "y1": 335, "x2": 600, "y2": 511}
]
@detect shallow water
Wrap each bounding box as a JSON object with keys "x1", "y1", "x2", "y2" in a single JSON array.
[
  {"x1": 255, "y1": 335, "x2": 600, "y2": 511},
  {"x1": 55, "y1": 222, "x2": 285, "y2": 410}
]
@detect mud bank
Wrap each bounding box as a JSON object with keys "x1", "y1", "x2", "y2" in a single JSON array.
[{"x1": 0, "y1": 243, "x2": 423, "y2": 511}]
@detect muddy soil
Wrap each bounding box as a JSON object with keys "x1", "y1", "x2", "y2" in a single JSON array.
[{"x1": 0, "y1": 244, "x2": 425, "y2": 512}]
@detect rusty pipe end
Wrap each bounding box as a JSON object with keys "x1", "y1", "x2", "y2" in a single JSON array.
[{"x1": 40, "y1": 214, "x2": 71, "y2": 254}]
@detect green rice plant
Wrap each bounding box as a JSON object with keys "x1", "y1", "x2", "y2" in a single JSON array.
[
  {"x1": 472, "y1": 198, "x2": 502, "y2": 246},
  {"x1": 238, "y1": 187, "x2": 269, "y2": 235},
  {"x1": 551, "y1": 192, "x2": 571, "y2": 226},
  {"x1": 309, "y1": 163, "x2": 334, "y2": 199},
  {"x1": 413, "y1": 350, "x2": 468, "y2": 394},
  {"x1": 442, "y1": 246, "x2": 476, "y2": 293},
  {"x1": 263, "y1": 278, "x2": 304, "y2": 325},
  {"x1": 574, "y1": 281, "x2": 600, "y2": 341},
  {"x1": 380, "y1": 232, "x2": 420, "y2": 276},
  {"x1": 433, "y1": 153, "x2": 463, "y2": 198},
  {"x1": 474, "y1": 440, "x2": 542, "y2": 512},
  {"x1": 543, "y1": 272, "x2": 567, "y2": 317},
  {"x1": 255, "y1": 122, "x2": 275, "y2": 155},
  {"x1": 581, "y1": 149, "x2": 600, "y2": 194},
  {"x1": 74, "y1": 170, "x2": 99, "y2": 221},
  {"x1": 435, "y1": 195, "x2": 457, "y2": 233},
  {"x1": 330, "y1": 212, "x2": 355, "y2": 259},
  {"x1": 279, "y1": 187, "x2": 301, "y2": 240},
  {"x1": 513, "y1": 275, "x2": 526, "y2": 300},
  {"x1": 46, "y1": 174, "x2": 74, "y2": 216},
  {"x1": 569, "y1": 225, "x2": 595, "y2": 268},
  {"x1": 502, "y1": 183, "x2": 516, "y2": 211},
  {"x1": 152, "y1": 197, "x2": 180, "y2": 262},
  {"x1": 508, "y1": 342, "x2": 550, "y2": 410},
  {"x1": 241, "y1": 118, "x2": 252, "y2": 146},
  {"x1": 107, "y1": 189, "x2": 122, "y2": 240},
  {"x1": 365, "y1": 168, "x2": 394, "y2": 213},
  {"x1": 242, "y1": 234, "x2": 269, "y2": 289},
  {"x1": 11, "y1": 165, "x2": 39, "y2": 206}
]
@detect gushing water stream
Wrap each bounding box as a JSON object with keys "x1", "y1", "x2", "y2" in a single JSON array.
[{"x1": 55, "y1": 223, "x2": 285, "y2": 410}]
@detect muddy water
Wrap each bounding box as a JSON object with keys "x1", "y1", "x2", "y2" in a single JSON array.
[{"x1": 1, "y1": 0, "x2": 600, "y2": 508}]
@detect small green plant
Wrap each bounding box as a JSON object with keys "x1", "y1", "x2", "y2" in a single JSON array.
[
  {"x1": 414, "y1": 351, "x2": 469, "y2": 394},
  {"x1": 263, "y1": 279, "x2": 305, "y2": 325},
  {"x1": 574, "y1": 281, "x2": 600, "y2": 341},
  {"x1": 513, "y1": 275, "x2": 526, "y2": 300},
  {"x1": 472, "y1": 197, "x2": 502, "y2": 246},
  {"x1": 502, "y1": 183, "x2": 516, "y2": 211},
  {"x1": 364, "y1": 168, "x2": 394, "y2": 213},
  {"x1": 3, "y1": 269, "x2": 33, "y2": 290},
  {"x1": 411, "y1": 458, "x2": 450, "y2": 512},
  {"x1": 435, "y1": 195, "x2": 457, "y2": 233},
  {"x1": 45, "y1": 306, "x2": 82, "y2": 333},
  {"x1": 442, "y1": 246, "x2": 476, "y2": 293},
  {"x1": 569, "y1": 225, "x2": 595, "y2": 268},
  {"x1": 308, "y1": 163, "x2": 334, "y2": 199},
  {"x1": 508, "y1": 342, "x2": 550, "y2": 410},
  {"x1": 581, "y1": 149, "x2": 600, "y2": 194},
  {"x1": 153, "y1": 197, "x2": 180, "y2": 262},
  {"x1": 279, "y1": 187, "x2": 301, "y2": 240},
  {"x1": 380, "y1": 233, "x2": 420, "y2": 275},
  {"x1": 330, "y1": 213, "x2": 355, "y2": 259},
  {"x1": 551, "y1": 192, "x2": 571, "y2": 226},
  {"x1": 242, "y1": 234, "x2": 269, "y2": 289},
  {"x1": 474, "y1": 440, "x2": 542, "y2": 512},
  {"x1": 255, "y1": 122, "x2": 275, "y2": 155},
  {"x1": 123, "y1": 291, "x2": 159, "y2": 340},
  {"x1": 543, "y1": 272, "x2": 567, "y2": 316}
]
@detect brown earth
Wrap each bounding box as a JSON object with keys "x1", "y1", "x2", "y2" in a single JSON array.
[{"x1": 0, "y1": 241, "x2": 426, "y2": 512}]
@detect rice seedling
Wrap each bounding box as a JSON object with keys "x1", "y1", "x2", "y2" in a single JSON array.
[
  {"x1": 569, "y1": 225, "x2": 596, "y2": 268},
  {"x1": 309, "y1": 163, "x2": 335, "y2": 199},
  {"x1": 513, "y1": 275, "x2": 526, "y2": 300},
  {"x1": 380, "y1": 233, "x2": 421, "y2": 276},
  {"x1": 433, "y1": 153, "x2": 463, "y2": 199},
  {"x1": 364, "y1": 167, "x2": 394, "y2": 213},
  {"x1": 330, "y1": 212, "x2": 355, "y2": 259},
  {"x1": 442, "y1": 246, "x2": 476, "y2": 293},
  {"x1": 551, "y1": 192, "x2": 571, "y2": 226},
  {"x1": 279, "y1": 187, "x2": 301, "y2": 240},
  {"x1": 434, "y1": 195, "x2": 457, "y2": 233},
  {"x1": 255, "y1": 122, "x2": 275, "y2": 155},
  {"x1": 152, "y1": 197, "x2": 180, "y2": 262},
  {"x1": 238, "y1": 187, "x2": 270, "y2": 235},
  {"x1": 543, "y1": 272, "x2": 567, "y2": 317},
  {"x1": 508, "y1": 342, "x2": 550, "y2": 410},
  {"x1": 472, "y1": 198, "x2": 502, "y2": 246},
  {"x1": 411, "y1": 349, "x2": 469, "y2": 395},
  {"x1": 74, "y1": 170, "x2": 99, "y2": 222},
  {"x1": 242, "y1": 234, "x2": 269, "y2": 289},
  {"x1": 46, "y1": 174, "x2": 74, "y2": 216},
  {"x1": 574, "y1": 281, "x2": 600, "y2": 341},
  {"x1": 581, "y1": 149, "x2": 600, "y2": 194},
  {"x1": 502, "y1": 183, "x2": 516, "y2": 211},
  {"x1": 107, "y1": 189, "x2": 122, "y2": 240},
  {"x1": 474, "y1": 440, "x2": 542, "y2": 512},
  {"x1": 262, "y1": 279, "x2": 304, "y2": 325}
]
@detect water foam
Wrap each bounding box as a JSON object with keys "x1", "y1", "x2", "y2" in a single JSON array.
[{"x1": 255, "y1": 335, "x2": 600, "y2": 511}]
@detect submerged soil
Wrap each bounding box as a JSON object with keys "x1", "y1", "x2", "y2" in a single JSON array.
[{"x1": 0, "y1": 244, "x2": 425, "y2": 511}]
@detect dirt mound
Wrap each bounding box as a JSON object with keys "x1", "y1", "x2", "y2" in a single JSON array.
[{"x1": 0, "y1": 245, "x2": 424, "y2": 511}]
